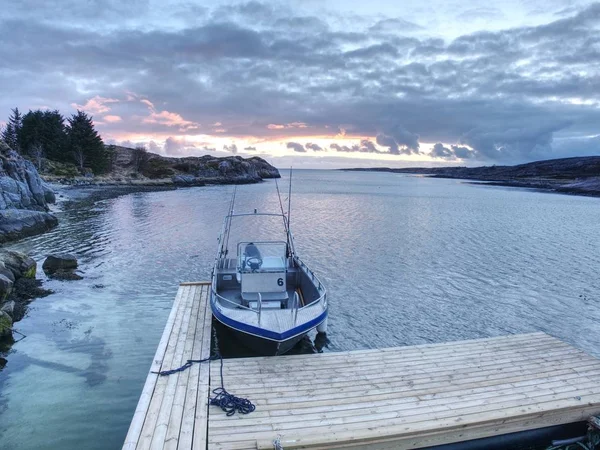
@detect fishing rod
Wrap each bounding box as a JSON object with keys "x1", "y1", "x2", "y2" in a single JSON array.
[
  {"x1": 275, "y1": 179, "x2": 293, "y2": 258},
  {"x1": 222, "y1": 186, "x2": 237, "y2": 258}
]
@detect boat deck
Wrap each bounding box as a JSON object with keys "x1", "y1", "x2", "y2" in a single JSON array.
[{"x1": 123, "y1": 282, "x2": 600, "y2": 450}]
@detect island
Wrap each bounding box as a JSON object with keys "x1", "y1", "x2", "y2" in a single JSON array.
[{"x1": 343, "y1": 156, "x2": 600, "y2": 197}]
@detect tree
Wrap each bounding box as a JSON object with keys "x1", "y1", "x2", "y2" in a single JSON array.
[
  {"x1": 1, "y1": 108, "x2": 23, "y2": 152},
  {"x1": 66, "y1": 110, "x2": 107, "y2": 174},
  {"x1": 105, "y1": 144, "x2": 118, "y2": 172},
  {"x1": 132, "y1": 145, "x2": 150, "y2": 173},
  {"x1": 30, "y1": 142, "x2": 44, "y2": 171},
  {"x1": 20, "y1": 109, "x2": 67, "y2": 160}
]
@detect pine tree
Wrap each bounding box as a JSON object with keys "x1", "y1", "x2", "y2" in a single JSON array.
[
  {"x1": 1, "y1": 108, "x2": 22, "y2": 152},
  {"x1": 66, "y1": 110, "x2": 108, "y2": 174},
  {"x1": 20, "y1": 109, "x2": 67, "y2": 160}
]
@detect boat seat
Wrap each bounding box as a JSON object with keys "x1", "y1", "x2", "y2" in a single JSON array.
[{"x1": 241, "y1": 291, "x2": 289, "y2": 302}]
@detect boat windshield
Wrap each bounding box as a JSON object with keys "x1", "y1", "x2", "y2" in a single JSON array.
[{"x1": 238, "y1": 241, "x2": 287, "y2": 273}]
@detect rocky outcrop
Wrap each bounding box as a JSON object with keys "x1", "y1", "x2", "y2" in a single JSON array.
[
  {"x1": 170, "y1": 155, "x2": 280, "y2": 186},
  {"x1": 0, "y1": 140, "x2": 58, "y2": 243},
  {"x1": 0, "y1": 250, "x2": 50, "y2": 339},
  {"x1": 43, "y1": 146, "x2": 281, "y2": 186},
  {"x1": 42, "y1": 253, "x2": 82, "y2": 280}
]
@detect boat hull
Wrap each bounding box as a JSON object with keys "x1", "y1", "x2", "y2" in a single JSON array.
[{"x1": 213, "y1": 317, "x2": 308, "y2": 355}]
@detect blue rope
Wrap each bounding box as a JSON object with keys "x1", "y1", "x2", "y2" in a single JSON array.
[
  {"x1": 151, "y1": 333, "x2": 255, "y2": 416},
  {"x1": 209, "y1": 355, "x2": 256, "y2": 416}
]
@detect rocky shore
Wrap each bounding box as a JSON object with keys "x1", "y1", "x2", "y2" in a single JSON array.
[
  {"x1": 344, "y1": 156, "x2": 600, "y2": 198},
  {"x1": 0, "y1": 141, "x2": 58, "y2": 244},
  {"x1": 43, "y1": 148, "x2": 281, "y2": 188},
  {"x1": 0, "y1": 250, "x2": 50, "y2": 341},
  {"x1": 0, "y1": 142, "x2": 280, "y2": 245}
]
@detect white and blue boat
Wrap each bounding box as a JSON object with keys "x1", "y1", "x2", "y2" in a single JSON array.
[{"x1": 210, "y1": 185, "x2": 327, "y2": 355}]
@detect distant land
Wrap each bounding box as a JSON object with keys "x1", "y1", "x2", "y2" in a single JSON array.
[
  {"x1": 43, "y1": 145, "x2": 280, "y2": 186},
  {"x1": 343, "y1": 156, "x2": 600, "y2": 197}
]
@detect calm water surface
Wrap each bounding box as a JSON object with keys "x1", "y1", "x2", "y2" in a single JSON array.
[{"x1": 1, "y1": 170, "x2": 600, "y2": 449}]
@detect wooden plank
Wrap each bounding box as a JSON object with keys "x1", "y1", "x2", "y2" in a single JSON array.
[
  {"x1": 209, "y1": 378, "x2": 600, "y2": 434},
  {"x1": 122, "y1": 286, "x2": 186, "y2": 450},
  {"x1": 218, "y1": 332, "x2": 553, "y2": 366},
  {"x1": 162, "y1": 284, "x2": 203, "y2": 450},
  {"x1": 150, "y1": 285, "x2": 196, "y2": 449},
  {"x1": 208, "y1": 372, "x2": 600, "y2": 429},
  {"x1": 207, "y1": 332, "x2": 600, "y2": 450},
  {"x1": 177, "y1": 284, "x2": 209, "y2": 450},
  {"x1": 179, "y1": 281, "x2": 211, "y2": 286},
  {"x1": 192, "y1": 285, "x2": 213, "y2": 450},
  {"x1": 151, "y1": 286, "x2": 194, "y2": 446},
  {"x1": 226, "y1": 358, "x2": 599, "y2": 407},
  {"x1": 215, "y1": 345, "x2": 588, "y2": 389},
  {"x1": 219, "y1": 333, "x2": 558, "y2": 370},
  {"x1": 136, "y1": 286, "x2": 191, "y2": 449}
]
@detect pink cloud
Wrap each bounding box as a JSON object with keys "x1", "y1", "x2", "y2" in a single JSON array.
[
  {"x1": 72, "y1": 95, "x2": 119, "y2": 114},
  {"x1": 141, "y1": 99, "x2": 155, "y2": 109},
  {"x1": 103, "y1": 115, "x2": 122, "y2": 123},
  {"x1": 143, "y1": 110, "x2": 198, "y2": 130},
  {"x1": 267, "y1": 122, "x2": 308, "y2": 130}
]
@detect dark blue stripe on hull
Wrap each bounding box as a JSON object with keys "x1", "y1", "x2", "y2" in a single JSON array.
[{"x1": 211, "y1": 297, "x2": 327, "y2": 342}]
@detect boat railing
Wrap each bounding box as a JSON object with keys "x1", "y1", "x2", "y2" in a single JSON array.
[
  {"x1": 210, "y1": 285, "x2": 257, "y2": 313},
  {"x1": 296, "y1": 257, "x2": 327, "y2": 312},
  {"x1": 257, "y1": 292, "x2": 262, "y2": 326},
  {"x1": 290, "y1": 291, "x2": 299, "y2": 325}
]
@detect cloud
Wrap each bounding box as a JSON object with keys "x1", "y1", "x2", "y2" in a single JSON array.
[
  {"x1": 305, "y1": 142, "x2": 323, "y2": 151},
  {"x1": 430, "y1": 143, "x2": 476, "y2": 159},
  {"x1": 103, "y1": 115, "x2": 122, "y2": 123},
  {"x1": 376, "y1": 127, "x2": 420, "y2": 155},
  {"x1": 329, "y1": 140, "x2": 385, "y2": 154},
  {"x1": 148, "y1": 140, "x2": 160, "y2": 153},
  {"x1": 164, "y1": 136, "x2": 196, "y2": 156},
  {"x1": 223, "y1": 143, "x2": 238, "y2": 153},
  {"x1": 2, "y1": 3, "x2": 600, "y2": 164},
  {"x1": 143, "y1": 110, "x2": 198, "y2": 130},
  {"x1": 268, "y1": 122, "x2": 308, "y2": 130},
  {"x1": 244, "y1": 146, "x2": 257, "y2": 151},
  {"x1": 286, "y1": 142, "x2": 306, "y2": 152},
  {"x1": 72, "y1": 96, "x2": 118, "y2": 114}
]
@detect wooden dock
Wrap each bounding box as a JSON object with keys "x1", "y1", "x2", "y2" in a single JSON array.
[{"x1": 123, "y1": 282, "x2": 600, "y2": 449}]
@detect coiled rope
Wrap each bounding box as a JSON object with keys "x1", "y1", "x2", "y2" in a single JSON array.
[{"x1": 152, "y1": 328, "x2": 255, "y2": 417}]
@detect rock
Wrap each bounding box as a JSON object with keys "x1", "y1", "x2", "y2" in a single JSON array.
[
  {"x1": 0, "y1": 310, "x2": 13, "y2": 338},
  {"x1": 12, "y1": 277, "x2": 53, "y2": 302},
  {"x1": 0, "y1": 357, "x2": 6, "y2": 370},
  {"x1": 49, "y1": 270, "x2": 83, "y2": 281},
  {"x1": 172, "y1": 174, "x2": 197, "y2": 185},
  {"x1": 42, "y1": 183, "x2": 56, "y2": 204},
  {"x1": 0, "y1": 274, "x2": 13, "y2": 301},
  {"x1": 0, "y1": 262, "x2": 15, "y2": 282},
  {"x1": 0, "y1": 250, "x2": 37, "y2": 279},
  {"x1": 0, "y1": 140, "x2": 59, "y2": 243},
  {"x1": 0, "y1": 210, "x2": 58, "y2": 244},
  {"x1": 1, "y1": 300, "x2": 15, "y2": 317},
  {"x1": 42, "y1": 253, "x2": 78, "y2": 274}
]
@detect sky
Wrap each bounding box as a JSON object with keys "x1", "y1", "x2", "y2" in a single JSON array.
[{"x1": 1, "y1": 0, "x2": 599, "y2": 168}]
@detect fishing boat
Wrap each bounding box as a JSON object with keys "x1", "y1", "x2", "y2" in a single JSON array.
[{"x1": 209, "y1": 180, "x2": 328, "y2": 356}]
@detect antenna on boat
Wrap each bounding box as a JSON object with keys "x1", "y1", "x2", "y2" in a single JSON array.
[
  {"x1": 275, "y1": 170, "x2": 294, "y2": 258},
  {"x1": 222, "y1": 186, "x2": 237, "y2": 258},
  {"x1": 287, "y1": 167, "x2": 293, "y2": 229}
]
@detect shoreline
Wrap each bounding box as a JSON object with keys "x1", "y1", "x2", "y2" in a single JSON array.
[{"x1": 341, "y1": 156, "x2": 600, "y2": 199}]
